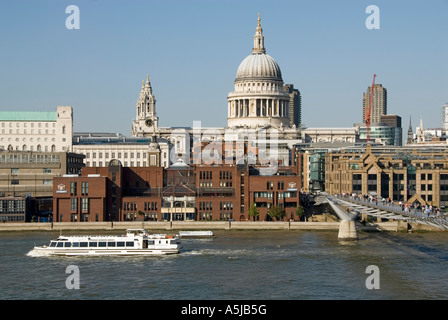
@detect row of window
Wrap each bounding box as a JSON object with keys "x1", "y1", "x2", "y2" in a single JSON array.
[
  {"x1": 219, "y1": 171, "x2": 233, "y2": 180},
  {"x1": 10, "y1": 168, "x2": 53, "y2": 174},
  {"x1": 86, "y1": 161, "x2": 148, "y2": 167},
  {"x1": 0, "y1": 200, "x2": 26, "y2": 213},
  {"x1": 86, "y1": 152, "x2": 148, "y2": 159},
  {"x1": 1, "y1": 122, "x2": 56, "y2": 128},
  {"x1": 355, "y1": 173, "x2": 437, "y2": 181},
  {"x1": 199, "y1": 201, "x2": 213, "y2": 210},
  {"x1": 49, "y1": 241, "x2": 136, "y2": 248},
  {"x1": 0, "y1": 215, "x2": 25, "y2": 222},
  {"x1": 2, "y1": 144, "x2": 60, "y2": 152},
  {"x1": 70, "y1": 182, "x2": 89, "y2": 196},
  {"x1": 9, "y1": 179, "x2": 52, "y2": 185},
  {"x1": 254, "y1": 191, "x2": 297, "y2": 198},
  {"x1": 2, "y1": 129, "x2": 56, "y2": 135},
  {"x1": 199, "y1": 171, "x2": 213, "y2": 180},
  {"x1": 0, "y1": 154, "x2": 60, "y2": 164},
  {"x1": 123, "y1": 212, "x2": 158, "y2": 221},
  {"x1": 266, "y1": 181, "x2": 286, "y2": 190},
  {"x1": 70, "y1": 198, "x2": 89, "y2": 211}
]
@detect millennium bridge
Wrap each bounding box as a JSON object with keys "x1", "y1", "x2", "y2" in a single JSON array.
[{"x1": 320, "y1": 192, "x2": 448, "y2": 239}]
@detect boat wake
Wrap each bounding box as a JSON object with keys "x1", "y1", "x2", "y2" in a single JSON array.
[
  {"x1": 182, "y1": 248, "x2": 291, "y2": 259},
  {"x1": 26, "y1": 249, "x2": 52, "y2": 257}
]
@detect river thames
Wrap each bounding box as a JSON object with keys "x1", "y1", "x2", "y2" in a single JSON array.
[{"x1": 1, "y1": 229, "x2": 448, "y2": 300}]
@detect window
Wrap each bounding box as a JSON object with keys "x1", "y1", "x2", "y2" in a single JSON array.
[
  {"x1": 11, "y1": 168, "x2": 19, "y2": 175},
  {"x1": 11, "y1": 180, "x2": 19, "y2": 185},
  {"x1": 81, "y1": 182, "x2": 89, "y2": 195},
  {"x1": 81, "y1": 198, "x2": 89, "y2": 212},
  {"x1": 43, "y1": 168, "x2": 52, "y2": 174},
  {"x1": 70, "y1": 182, "x2": 77, "y2": 196},
  {"x1": 71, "y1": 198, "x2": 77, "y2": 211}
]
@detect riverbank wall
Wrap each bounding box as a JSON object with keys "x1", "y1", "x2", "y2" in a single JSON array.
[{"x1": 0, "y1": 220, "x2": 440, "y2": 232}]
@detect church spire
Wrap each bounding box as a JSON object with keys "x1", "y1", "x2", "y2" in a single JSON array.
[
  {"x1": 252, "y1": 13, "x2": 266, "y2": 54},
  {"x1": 406, "y1": 114, "x2": 414, "y2": 145}
]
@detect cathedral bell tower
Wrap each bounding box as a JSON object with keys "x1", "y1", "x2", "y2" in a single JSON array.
[{"x1": 131, "y1": 75, "x2": 159, "y2": 137}]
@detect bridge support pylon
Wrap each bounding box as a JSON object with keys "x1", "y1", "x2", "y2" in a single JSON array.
[{"x1": 338, "y1": 220, "x2": 358, "y2": 240}]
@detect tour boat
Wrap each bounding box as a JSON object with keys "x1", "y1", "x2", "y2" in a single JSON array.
[{"x1": 29, "y1": 229, "x2": 181, "y2": 256}]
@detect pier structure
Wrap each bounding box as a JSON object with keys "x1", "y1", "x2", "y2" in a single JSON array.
[{"x1": 322, "y1": 193, "x2": 359, "y2": 240}]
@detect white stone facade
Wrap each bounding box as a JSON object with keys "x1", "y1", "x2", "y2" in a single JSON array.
[{"x1": 0, "y1": 106, "x2": 73, "y2": 152}]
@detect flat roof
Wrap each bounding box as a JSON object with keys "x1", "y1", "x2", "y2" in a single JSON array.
[{"x1": 0, "y1": 111, "x2": 57, "y2": 122}]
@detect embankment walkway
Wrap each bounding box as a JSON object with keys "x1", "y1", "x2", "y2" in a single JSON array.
[{"x1": 0, "y1": 220, "x2": 434, "y2": 232}]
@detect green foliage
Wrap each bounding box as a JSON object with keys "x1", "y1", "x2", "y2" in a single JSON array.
[
  {"x1": 295, "y1": 205, "x2": 304, "y2": 218},
  {"x1": 268, "y1": 205, "x2": 286, "y2": 221},
  {"x1": 248, "y1": 202, "x2": 259, "y2": 221}
]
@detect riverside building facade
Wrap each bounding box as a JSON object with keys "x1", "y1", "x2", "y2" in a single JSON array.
[
  {"x1": 325, "y1": 144, "x2": 448, "y2": 209},
  {"x1": 0, "y1": 150, "x2": 84, "y2": 221},
  {"x1": 52, "y1": 154, "x2": 303, "y2": 222}
]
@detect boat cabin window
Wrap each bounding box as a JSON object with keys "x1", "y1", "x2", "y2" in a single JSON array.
[
  {"x1": 126, "y1": 242, "x2": 134, "y2": 247},
  {"x1": 89, "y1": 242, "x2": 98, "y2": 247},
  {"x1": 73, "y1": 242, "x2": 79, "y2": 247},
  {"x1": 107, "y1": 241, "x2": 116, "y2": 247},
  {"x1": 99, "y1": 242, "x2": 107, "y2": 247},
  {"x1": 148, "y1": 240, "x2": 155, "y2": 245},
  {"x1": 117, "y1": 242, "x2": 125, "y2": 247},
  {"x1": 57, "y1": 242, "x2": 64, "y2": 247},
  {"x1": 80, "y1": 242, "x2": 88, "y2": 247},
  {"x1": 50, "y1": 241, "x2": 57, "y2": 247},
  {"x1": 64, "y1": 242, "x2": 71, "y2": 247}
]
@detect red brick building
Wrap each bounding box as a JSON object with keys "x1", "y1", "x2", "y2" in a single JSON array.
[{"x1": 53, "y1": 156, "x2": 303, "y2": 222}]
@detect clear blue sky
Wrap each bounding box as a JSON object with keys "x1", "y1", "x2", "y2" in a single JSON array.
[{"x1": 0, "y1": 0, "x2": 447, "y2": 135}]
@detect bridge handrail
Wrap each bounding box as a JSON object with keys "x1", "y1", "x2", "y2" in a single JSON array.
[{"x1": 331, "y1": 194, "x2": 448, "y2": 230}]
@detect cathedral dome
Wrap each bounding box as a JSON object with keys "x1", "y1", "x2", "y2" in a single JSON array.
[{"x1": 235, "y1": 53, "x2": 282, "y2": 82}]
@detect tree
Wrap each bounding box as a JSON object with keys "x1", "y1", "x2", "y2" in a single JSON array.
[
  {"x1": 268, "y1": 206, "x2": 286, "y2": 221},
  {"x1": 295, "y1": 205, "x2": 305, "y2": 221},
  {"x1": 138, "y1": 210, "x2": 146, "y2": 221},
  {"x1": 248, "y1": 202, "x2": 259, "y2": 221}
]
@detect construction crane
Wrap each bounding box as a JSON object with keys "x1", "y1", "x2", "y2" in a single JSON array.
[{"x1": 366, "y1": 74, "x2": 376, "y2": 142}]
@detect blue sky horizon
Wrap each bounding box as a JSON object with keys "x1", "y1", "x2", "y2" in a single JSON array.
[{"x1": 0, "y1": 0, "x2": 447, "y2": 135}]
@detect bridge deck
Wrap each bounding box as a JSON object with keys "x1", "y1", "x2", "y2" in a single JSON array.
[{"x1": 321, "y1": 193, "x2": 448, "y2": 230}]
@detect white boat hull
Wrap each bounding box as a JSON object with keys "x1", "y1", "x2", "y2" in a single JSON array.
[
  {"x1": 30, "y1": 247, "x2": 179, "y2": 256},
  {"x1": 28, "y1": 229, "x2": 182, "y2": 257}
]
